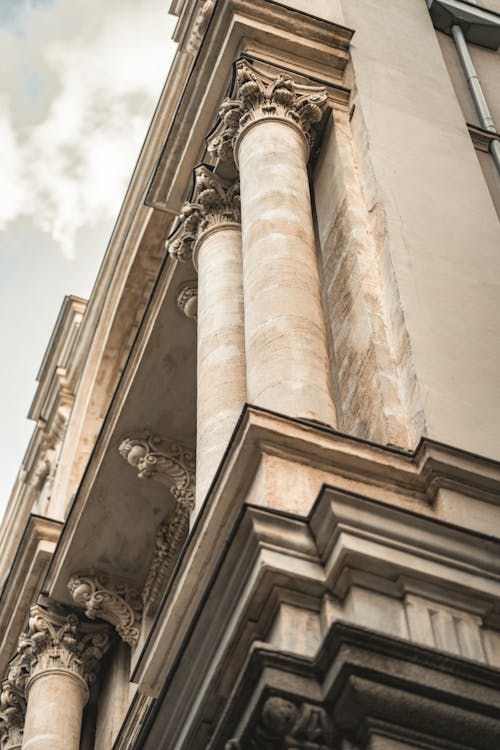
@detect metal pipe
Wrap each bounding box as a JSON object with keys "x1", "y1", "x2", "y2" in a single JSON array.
[{"x1": 451, "y1": 24, "x2": 500, "y2": 175}]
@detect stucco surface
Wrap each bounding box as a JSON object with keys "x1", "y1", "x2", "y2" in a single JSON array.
[{"x1": 341, "y1": 0, "x2": 500, "y2": 457}]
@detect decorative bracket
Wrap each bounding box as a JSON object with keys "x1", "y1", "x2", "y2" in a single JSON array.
[
  {"x1": 119, "y1": 434, "x2": 196, "y2": 610},
  {"x1": 68, "y1": 573, "x2": 142, "y2": 647}
]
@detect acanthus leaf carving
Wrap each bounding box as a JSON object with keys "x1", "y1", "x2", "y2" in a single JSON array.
[
  {"x1": 208, "y1": 59, "x2": 328, "y2": 165},
  {"x1": 119, "y1": 434, "x2": 196, "y2": 610},
  {"x1": 16, "y1": 604, "x2": 111, "y2": 688},
  {"x1": 167, "y1": 166, "x2": 240, "y2": 265},
  {"x1": 226, "y1": 697, "x2": 334, "y2": 750},
  {"x1": 0, "y1": 654, "x2": 28, "y2": 750},
  {"x1": 68, "y1": 573, "x2": 142, "y2": 647}
]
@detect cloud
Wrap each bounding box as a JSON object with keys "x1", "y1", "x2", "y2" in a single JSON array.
[{"x1": 0, "y1": 0, "x2": 176, "y2": 257}]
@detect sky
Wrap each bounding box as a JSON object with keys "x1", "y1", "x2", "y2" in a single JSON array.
[{"x1": 0, "y1": 0, "x2": 177, "y2": 516}]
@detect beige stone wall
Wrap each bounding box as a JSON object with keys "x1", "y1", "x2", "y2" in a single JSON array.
[{"x1": 338, "y1": 0, "x2": 500, "y2": 458}]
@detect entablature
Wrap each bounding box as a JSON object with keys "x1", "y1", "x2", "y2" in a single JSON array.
[
  {"x1": 123, "y1": 407, "x2": 500, "y2": 746},
  {"x1": 128, "y1": 406, "x2": 500, "y2": 702}
]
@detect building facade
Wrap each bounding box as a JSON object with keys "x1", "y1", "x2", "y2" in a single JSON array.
[{"x1": 1, "y1": 0, "x2": 500, "y2": 747}]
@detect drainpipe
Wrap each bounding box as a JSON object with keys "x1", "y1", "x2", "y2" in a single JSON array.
[{"x1": 451, "y1": 23, "x2": 500, "y2": 175}]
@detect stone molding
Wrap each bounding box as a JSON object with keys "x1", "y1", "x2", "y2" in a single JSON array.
[
  {"x1": 215, "y1": 623, "x2": 500, "y2": 750},
  {"x1": 68, "y1": 573, "x2": 143, "y2": 647},
  {"x1": 119, "y1": 434, "x2": 196, "y2": 609},
  {"x1": 16, "y1": 604, "x2": 111, "y2": 690},
  {"x1": 0, "y1": 654, "x2": 28, "y2": 750},
  {"x1": 208, "y1": 59, "x2": 328, "y2": 165},
  {"x1": 167, "y1": 165, "x2": 240, "y2": 264},
  {"x1": 177, "y1": 282, "x2": 198, "y2": 320},
  {"x1": 225, "y1": 697, "x2": 333, "y2": 750}
]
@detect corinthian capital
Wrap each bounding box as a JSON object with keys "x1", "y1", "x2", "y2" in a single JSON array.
[
  {"x1": 167, "y1": 166, "x2": 240, "y2": 264},
  {"x1": 68, "y1": 573, "x2": 142, "y2": 646},
  {"x1": 16, "y1": 604, "x2": 111, "y2": 688},
  {"x1": 0, "y1": 654, "x2": 28, "y2": 750},
  {"x1": 208, "y1": 59, "x2": 328, "y2": 164}
]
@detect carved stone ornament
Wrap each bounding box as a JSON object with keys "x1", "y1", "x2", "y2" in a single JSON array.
[
  {"x1": 208, "y1": 59, "x2": 328, "y2": 164},
  {"x1": 225, "y1": 697, "x2": 334, "y2": 750},
  {"x1": 119, "y1": 433, "x2": 195, "y2": 507},
  {"x1": 0, "y1": 654, "x2": 28, "y2": 750},
  {"x1": 186, "y1": 0, "x2": 215, "y2": 55},
  {"x1": 119, "y1": 434, "x2": 196, "y2": 609},
  {"x1": 177, "y1": 282, "x2": 198, "y2": 320},
  {"x1": 167, "y1": 166, "x2": 240, "y2": 264},
  {"x1": 68, "y1": 573, "x2": 143, "y2": 647},
  {"x1": 16, "y1": 604, "x2": 111, "y2": 688}
]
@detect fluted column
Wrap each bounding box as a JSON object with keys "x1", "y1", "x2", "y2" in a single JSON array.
[
  {"x1": 17, "y1": 604, "x2": 110, "y2": 750},
  {"x1": 211, "y1": 60, "x2": 337, "y2": 427},
  {"x1": 168, "y1": 165, "x2": 246, "y2": 510}
]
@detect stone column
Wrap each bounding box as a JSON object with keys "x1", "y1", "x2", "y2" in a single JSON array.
[
  {"x1": 211, "y1": 60, "x2": 337, "y2": 427},
  {"x1": 17, "y1": 604, "x2": 110, "y2": 750},
  {"x1": 168, "y1": 165, "x2": 246, "y2": 510}
]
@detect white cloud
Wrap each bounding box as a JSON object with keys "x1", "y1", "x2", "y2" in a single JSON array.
[{"x1": 0, "y1": 0, "x2": 176, "y2": 257}]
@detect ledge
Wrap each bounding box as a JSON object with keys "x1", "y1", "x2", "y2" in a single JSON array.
[
  {"x1": 427, "y1": 0, "x2": 500, "y2": 49},
  {"x1": 127, "y1": 406, "x2": 500, "y2": 746}
]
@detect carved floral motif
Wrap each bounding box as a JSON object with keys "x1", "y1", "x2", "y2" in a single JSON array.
[
  {"x1": 225, "y1": 697, "x2": 334, "y2": 750},
  {"x1": 208, "y1": 59, "x2": 328, "y2": 164},
  {"x1": 119, "y1": 434, "x2": 196, "y2": 609},
  {"x1": 68, "y1": 573, "x2": 143, "y2": 647},
  {"x1": 167, "y1": 166, "x2": 240, "y2": 264},
  {"x1": 119, "y1": 434, "x2": 195, "y2": 506}
]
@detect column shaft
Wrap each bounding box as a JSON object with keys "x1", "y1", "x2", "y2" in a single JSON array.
[
  {"x1": 236, "y1": 117, "x2": 336, "y2": 426},
  {"x1": 22, "y1": 669, "x2": 87, "y2": 750},
  {"x1": 194, "y1": 223, "x2": 246, "y2": 508}
]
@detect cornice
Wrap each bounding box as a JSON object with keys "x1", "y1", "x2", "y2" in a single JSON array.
[
  {"x1": 130, "y1": 407, "x2": 500, "y2": 703},
  {"x1": 42, "y1": 253, "x2": 196, "y2": 609},
  {"x1": 468, "y1": 122, "x2": 500, "y2": 153},
  {"x1": 208, "y1": 622, "x2": 500, "y2": 750},
  {"x1": 131, "y1": 483, "x2": 500, "y2": 746}
]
